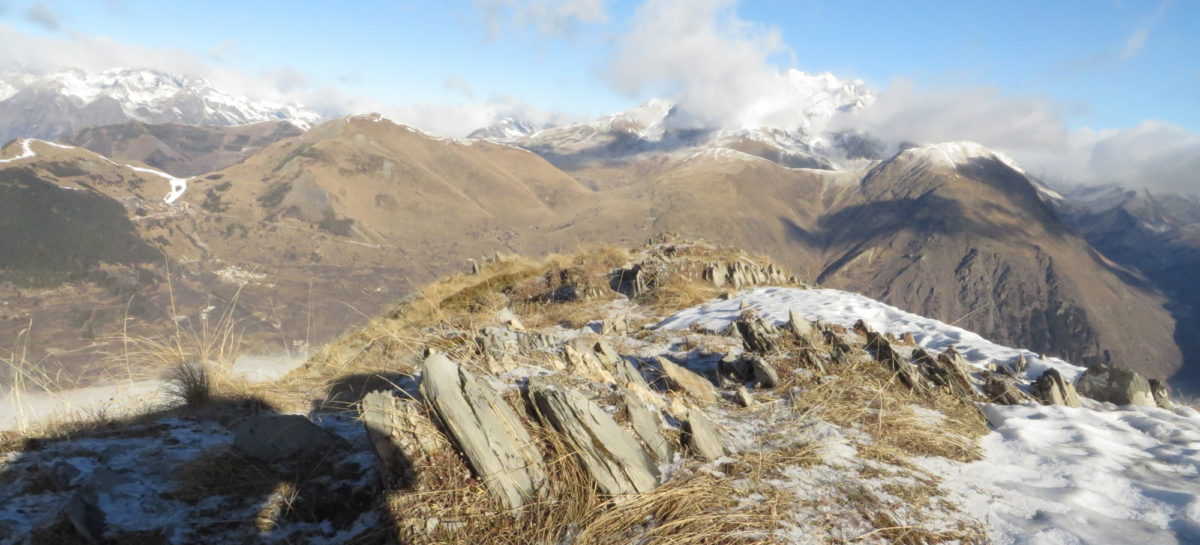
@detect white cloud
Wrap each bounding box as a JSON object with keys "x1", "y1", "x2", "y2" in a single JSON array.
[
  {"x1": 473, "y1": 0, "x2": 609, "y2": 38},
  {"x1": 23, "y1": 3, "x2": 59, "y2": 31},
  {"x1": 1120, "y1": 27, "x2": 1148, "y2": 60},
  {"x1": 607, "y1": 0, "x2": 786, "y2": 129},
  {"x1": 443, "y1": 75, "x2": 475, "y2": 98},
  {"x1": 379, "y1": 95, "x2": 580, "y2": 138}
]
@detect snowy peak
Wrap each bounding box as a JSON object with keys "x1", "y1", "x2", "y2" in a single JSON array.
[
  {"x1": 466, "y1": 117, "x2": 543, "y2": 140},
  {"x1": 0, "y1": 68, "x2": 321, "y2": 142},
  {"x1": 894, "y1": 141, "x2": 1025, "y2": 174}
]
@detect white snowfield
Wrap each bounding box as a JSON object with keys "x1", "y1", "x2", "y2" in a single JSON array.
[
  {"x1": 659, "y1": 287, "x2": 1200, "y2": 545},
  {"x1": 0, "y1": 138, "x2": 190, "y2": 203}
]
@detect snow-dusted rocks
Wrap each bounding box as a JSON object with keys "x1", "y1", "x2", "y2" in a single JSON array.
[{"x1": 654, "y1": 356, "x2": 719, "y2": 403}]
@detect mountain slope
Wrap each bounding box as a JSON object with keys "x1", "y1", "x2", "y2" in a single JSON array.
[
  {"x1": 0, "y1": 68, "x2": 319, "y2": 143},
  {"x1": 67, "y1": 120, "x2": 304, "y2": 176}
]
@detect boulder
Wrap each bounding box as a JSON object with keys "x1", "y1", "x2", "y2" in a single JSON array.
[
  {"x1": 233, "y1": 413, "x2": 338, "y2": 463},
  {"x1": 1076, "y1": 366, "x2": 1155, "y2": 407},
  {"x1": 735, "y1": 311, "x2": 781, "y2": 354},
  {"x1": 745, "y1": 354, "x2": 780, "y2": 389},
  {"x1": 1032, "y1": 369, "x2": 1082, "y2": 408},
  {"x1": 682, "y1": 407, "x2": 726, "y2": 461},
  {"x1": 360, "y1": 390, "x2": 448, "y2": 488},
  {"x1": 655, "y1": 357, "x2": 718, "y2": 403},
  {"x1": 982, "y1": 375, "x2": 1034, "y2": 405},
  {"x1": 717, "y1": 353, "x2": 751, "y2": 385},
  {"x1": 621, "y1": 389, "x2": 674, "y2": 463},
  {"x1": 420, "y1": 353, "x2": 547, "y2": 510},
  {"x1": 529, "y1": 377, "x2": 660, "y2": 497}
]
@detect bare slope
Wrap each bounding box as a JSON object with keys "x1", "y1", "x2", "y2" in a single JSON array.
[{"x1": 67, "y1": 120, "x2": 303, "y2": 176}]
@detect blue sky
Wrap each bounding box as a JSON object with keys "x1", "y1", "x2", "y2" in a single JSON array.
[
  {"x1": 0, "y1": 0, "x2": 1196, "y2": 191},
  {"x1": 1, "y1": 0, "x2": 1195, "y2": 131}
]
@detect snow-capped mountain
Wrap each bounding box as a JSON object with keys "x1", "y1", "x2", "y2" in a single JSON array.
[
  {"x1": 465, "y1": 117, "x2": 544, "y2": 140},
  {"x1": 469, "y1": 71, "x2": 875, "y2": 170},
  {"x1": 0, "y1": 68, "x2": 321, "y2": 143}
]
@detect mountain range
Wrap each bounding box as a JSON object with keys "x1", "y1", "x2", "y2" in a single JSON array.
[
  {"x1": 0, "y1": 68, "x2": 1195, "y2": 394},
  {"x1": 0, "y1": 68, "x2": 319, "y2": 144}
]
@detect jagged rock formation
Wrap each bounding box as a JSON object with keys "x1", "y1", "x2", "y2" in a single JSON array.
[
  {"x1": 419, "y1": 353, "x2": 547, "y2": 510},
  {"x1": 528, "y1": 375, "x2": 661, "y2": 497},
  {"x1": 1033, "y1": 368, "x2": 1083, "y2": 407}
]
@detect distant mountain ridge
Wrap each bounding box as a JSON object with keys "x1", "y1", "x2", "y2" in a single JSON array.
[{"x1": 0, "y1": 68, "x2": 320, "y2": 143}]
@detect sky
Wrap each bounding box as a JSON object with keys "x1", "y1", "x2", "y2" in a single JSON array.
[{"x1": 0, "y1": 0, "x2": 1197, "y2": 191}]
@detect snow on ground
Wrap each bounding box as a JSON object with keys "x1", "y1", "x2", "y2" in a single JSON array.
[
  {"x1": 660, "y1": 287, "x2": 1200, "y2": 544},
  {"x1": 924, "y1": 403, "x2": 1200, "y2": 545},
  {"x1": 657, "y1": 287, "x2": 1084, "y2": 382}
]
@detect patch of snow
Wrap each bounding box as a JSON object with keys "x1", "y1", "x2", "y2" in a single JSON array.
[
  {"x1": 899, "y1": 141, "x2": 1027, "y2": 175},
  {"x1": 657, "y1": 287, "x2": 1083, "y2": 382},
  {"x1": 922, "y1": 402, "x2": 1200, "y2": 545}
]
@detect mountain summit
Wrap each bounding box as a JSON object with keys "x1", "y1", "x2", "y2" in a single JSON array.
[{"x1": 0, "y1": 68, "x2": 320, "y2": 143}]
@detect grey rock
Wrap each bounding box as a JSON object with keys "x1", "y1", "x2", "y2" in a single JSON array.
[
  {"x1": 913, "y1": 348, "x2": 977, "y2": 399},
  {"x1": 529, "y1": 376, "x2": 660, "y2": 496},
  {"x1": 787, "y1": 309, "x2": 816, "y2": 346},
  {"x1": 683, "y1": 407, "x2": 726, "y2": 461},
  {"x1": 621, "y1": 389, "x2": 674, "y2": 463},
  {"x1": 1076, "y1": 366, "x2": 1155, "y2": 407},
  {"x1": 865, "y1": 331, "x2": 928, "y2": 394},
  {"x1": 733, "y1": 385, "x2": 755, "y2": 408},
  {"x1": 233, "y1": 413, "x2": 338, "y2": 462},
  {"x1": 655, "y1": 357, "x2": 718, "y2": 403},
  {"x1": 361, "y1": 390, "x2": 446, "y2": 488},
  {"x1": 420, "y1": 353, "x2": 546, "y2": 510},
  {"x1": 983, "y1": 375, "x2": 1034, "y2": 405},
  {"x1": 745, "y1": 354, "x2": 780, "y2": 389},
  {"x1": 1033, "y1": 369, "x2": 1082, "y2": 408},
  {"x1": 735, "y1": 311, "x2": 781, "y2": 354}
]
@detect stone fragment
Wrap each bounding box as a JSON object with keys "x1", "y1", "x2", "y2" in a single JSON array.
[
  {"x1": 787, "y1": 309, "x2": 816, "y2": 346},
  {"x1": 865, "y1": 331, "x2": 928, "y2": 394},
  {"x1": 655, "y1": 357, "x2": 718, "y2": 403},
  {"x1": 745, "y1": 354, "x2": 780, "y2": 389},
  {"x1": 1032, "y1": 368, "x2": 1082, "y2": 408},
  {"x1": 529, "y1": 376, "x2": 660, "y2": 497},
  {"x1": 1075, "y1": 366, "x2": 1155, "y2": 407},
  {"x1": 733, "y1": 385, "x2": 755, "y2": 408},
  {"x1": 682, "y1": 407, "x2": 726, "y2": 461},
  {"x1": 913, "y1": 348, "x2": 977, "y2": 399},
  {"x1": 735, "y1": 311, "x2": 781, "y2": 354},
  {"x1": 361, "y1": 390, "x2": 447, "y2": 488},
  {"x1": 982, "y1": 375, "x2": 1034, "y2": 405},
  {"x1": 621, "y1": 389, "x2": 674, "y2": 463},
  {"x1": 562, "y1": 343, "x2": 617, "y2": 384},
  {"x1": 420, "y1": 353, "x2": 546, "y2": 510}
]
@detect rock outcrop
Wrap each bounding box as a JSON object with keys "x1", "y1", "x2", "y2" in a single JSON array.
[
  {"x1": 528, "y1": 376, "x2": 661, "y2": 497},
  {"x1": 1075, "y1": 366, "x2": 1155, "y2": 407},
  {"x1": 1032, "y1": 368, "x2": 1083, "y2": 408},
  {"x1": 682, "y1": 407, "x2": 726, "y2": 461},
  {"x1": 420, "y1": 353, "x2": 547, "y2": 510},
  {"x1": 982, "y1": 375, "x2": 1034, "y2": 405},
  {"x1": 361, "y1": 390, "x2": 448, "y2": 488}
]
